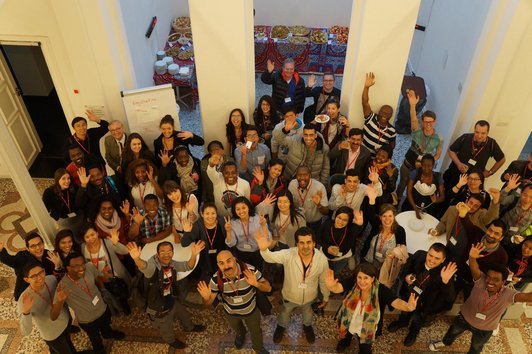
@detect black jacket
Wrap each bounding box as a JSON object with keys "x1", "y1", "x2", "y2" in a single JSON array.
[
  {"x1": 261, "y1": 71, "x2": 306, "y2": 113},
  {"x1": 153, "y1": 131, "x2": 205, "y2": 169}
]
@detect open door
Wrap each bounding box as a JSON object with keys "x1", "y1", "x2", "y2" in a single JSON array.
[{"x1": 0, "y1": 47, "x2": 42, "y2": 167}]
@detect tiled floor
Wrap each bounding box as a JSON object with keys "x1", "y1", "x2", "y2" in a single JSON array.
[{"x1": 0, "y1": 178, "x2": 531, "y2": 353}]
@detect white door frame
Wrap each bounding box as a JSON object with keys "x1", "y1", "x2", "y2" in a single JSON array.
[{"x1": 0, "y1": 35, "x2": 75, "y2": 247}]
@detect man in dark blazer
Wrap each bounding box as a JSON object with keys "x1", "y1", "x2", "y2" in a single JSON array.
[{"x1": 329, "y1": 128, "x2": 371, "y2": 181}]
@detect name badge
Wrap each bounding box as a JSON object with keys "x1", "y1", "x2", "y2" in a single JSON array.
[
  {"x1": 257, "y1": 155, "x2": 265, "y2": 165},
  {"x1": 208, "y1": 249, "x2": 217, "y2": 254},
  {"x1": 375, "y1": 252, "x2": 383, "y2": 258},
  {"x1": 509, "y1": 226, "x2": 519, "y2": 233},
  {"x1": 516, "y1": 188, "x2": 522, "y2": 194},
  {"x1": 507, "y1": 274, "x2": 514, "y2": 282},
  {"x1": 468, "y1": 159, "x2": 477, "y2": 166},
  {"x1": 449, "y1": 237, "x2": 457, "y2": 246},
  {"x1": 243, "y1": 244, "x2": 252, "y2": 250},
  {"x1": 413, "y1": 286, "x2": 423, "y2": 295},
  {"x1": 67, "y1": 212, "x2": 77, "y2": 218},
  {"x1": 475, "y1": 313, "x2": 486, "y2": 320},
  {"x1": 92, "y1": 296, "x2": 100, "y2": 306},
  {"x1": 298, "y1": 282, "x2": 307, "y2": 289},
  {"x1": 337, "y1": 252, "x2": 343, "y2": 257},
  {"x1": 233, "y1": 296, "x2": 243, "y2": 304},
  {"x1": 284, "y1": 97, "x2": 292, "y2": 103}
]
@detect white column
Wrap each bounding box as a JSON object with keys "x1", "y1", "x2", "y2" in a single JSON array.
[
  {"x1": 443, "y1": 0, "x2": 532, "y2": 189},
  {"x1": 341, "y1": 0, "x2": 421, "y2": 126},
  {"x1": 188, "y1": 0, "x2": 255, "y2": 147}
]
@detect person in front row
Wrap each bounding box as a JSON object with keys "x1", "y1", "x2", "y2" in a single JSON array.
[
  {"x1": 325, "y1": 263, "x2": 418, "y2": 353},
  {"x1": 387, "y1": 243, "x2": 457, "y2": 347},
  {"x1": 52, "y1": 253, "x2": 125, "y2": 354},
  {"x1": 256, "y1": 226, "x2": 330, "y2": 344},
  {"x1": 429, "y1": 243, "x2": 532, "y2": 353},
  {"x1": 127, "y1": 240, "x2": 206, "y2": 350},
  {"x1": 197, "y1": 250, "x2": 271, "y2": 354}
]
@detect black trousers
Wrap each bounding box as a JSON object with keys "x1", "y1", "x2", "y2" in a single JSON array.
[
  {"x1": 44, "y1": 323, "x2": 77, "y2": 354},
  {"x1": 78, "y1": 307, "x2": 115, "y2": 354}
]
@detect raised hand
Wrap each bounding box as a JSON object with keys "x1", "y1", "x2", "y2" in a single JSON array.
[
  {"x1": 407, "y1": 89, "x2": 419, "y2": 106},
  {"x1": 186, "y1": 197, "x2": 197, "y2": 214},
  {"x1": 385, "y1": 164, "x2": 395, "y2": 177},
  {"x1": 208, "y1": 154, "x2": 222, "y2": 167},
  {"x1": 368, "y1": 166, "x2": 379, "y2": 184},
  {"x1": 132, "y1": 207, "x2": 145, "y2": 225},
  {"x1": 488, "y1": 188, "x2": 500, "y2": 204},
  {"x1": 262, "y1": 193, "x2": 277, "y2": 208},
  {"x1": 324, "y1": 268, "x2": 338, "y2": 290},
  {"x1": 457, "y1": 173, "x2": 468, "y2": 188},
  {"x1": 406, "y1": 293, "x2": 418, "y2": 311},
  {"x1": 55, "y1": 284, "x2": 69, "y2": 303},
  {"x1": 252, "y1": 166, "x2": 264, "y2": 185},
  {"x1": 127, "y1": 242, "x2": 142, "y2": 260},
  {"x1": 339, "y1": 140, "x2": 349, "y2": 150},
  {"x1": 197, "y1": 280, "x2": 212, "y2": 301},
  {"x1": 158, "y1": 150, "x2": 171, "y2": 167},
  {"x1": 440, "y1": 262, "x2": 458, "y2": 284},
  {"x1": 176, "y1": 131, "x2": 193, "y2": 140},
  {"x1": 364, "y1": 72, "x2": 376, "y2": 88},
  {"x1": 253, "y1": 226, "x2": 272, "y2": 251},
  {"x1": 469, "y1": 242, "x2": 485, "y2": 259},
  {"x1": 506, "y1": 174, "x2": 522, "y2": 191},
  {"x1": 312, "y1": 190, "x2": 323, "y2": 206},
  {"x1": 85, "y1": 110, "x2": 99, "y2": 122},
  {"x1": 224, "y1": 216, "x2": 232, "y2": 234},
  {"x1": 284, "y1": 118, "x2": 298, "y2": 131},
  {"x1": 353, "y1": 209, "x2": 364, "y2": 225},
  {"x1": 308, "y1": 74, "x2": 317, "y2": 88},
  {"x1": 258, "y1": 213, "x2": 267, "y2": 226},
  {"x1": 191, "y1": 240, "x2": 206, "y2": 256},
  {"x1": 77, "y1": 167, "x2": 90, "y2": 187},
  {"x1": 120, "y1": 200, "x2": 131, "y2": 217},
  {"x1": 107, "y1": 228, "x2": 120, "y2": 245},
  {"x1": 239, "y1": 144, "x2": 248, "y2": 155},
  {"x1": 182, "y1": 218, "x2": 193, "y2": 233},
  {"x1": 266, "y1": 59, "x2": 274, "y2": 73},
  {"x1": 147, "y1": 165, "x2": 155, "y2": 181},
  {"x1": 365, "y1": 184, "x2": 378, "y2": 203},
  {"x1": 243, "y1": 268, "x2": 259, "y2": 287},
  {"x1": 47, "y1": 251, "x2": 62, "y2": 269},
  {"x1": 21, "y1": 292, "x2": 34, "y2": 314}
]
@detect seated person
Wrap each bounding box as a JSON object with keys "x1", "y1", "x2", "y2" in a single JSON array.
[
  {"x1": 128, "y1": 194, "x2": 172, "y2": 245},
  {"x1": 159, "y1": 145, "x2": 202, "y2": 198},
  {"x1": 225, "y1": 108, "x2": 249, "y2": 158},
  {"x1": 329, "y1": 167, "x2": 382, "y2": 213},
  {"x1": 234, "y1": 125, "x2": 271, "y2": 182},
  {"x1": 506, "y1": 236, "x2": 532, "y2": 291},
  {"x1": 200, "y1": 140, "x2": 234, "y2": 203},
  {"x1": 315, "y1": 99, "x2": 349, "y2": 149},
  {"x1": 364, "y1": 145, "x2": 397, "y2": 205},
  {"x1": 250, "y1": 159, "x2": 287, "y2": 205},
  {"x1": 329, "y1": 128, "x2": 371, "y2": 179},
  {"x1": 501, "y1": 182, "x2": 532, "y2": 244}
]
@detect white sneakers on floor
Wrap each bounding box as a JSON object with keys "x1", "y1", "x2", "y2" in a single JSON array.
[{"x1": 429, "y1": 341, "x2": 445, "y2": 351}]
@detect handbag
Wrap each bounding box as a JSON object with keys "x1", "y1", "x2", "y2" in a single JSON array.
[{"x1": 102, "y1": 240, "x2": 129, "y2": 300}]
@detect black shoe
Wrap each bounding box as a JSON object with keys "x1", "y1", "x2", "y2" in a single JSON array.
[
  {"x1": 70, "y1": 325, "x2": 81, "y2": 334},
  {"x1": 187, "y1": 324, "x2": 206, "y2": 332},
  {"x1": 388, "y1": 320, "x2": 408, "y2": 333},
  {"x1": 169, "y1": 339, "x2": 187, "y2": 349},
  {"x1": 403, "y1": 331, "x2": 417, "y2": 347},
  {"x1": 303, "y1": 325, "x2": 315, "y2": 344},
  {"x1": 234, "y1": 331, "x2": 246, "y2": 349},
  {"x1": 106, "y1": 330, "x2": 125, "y2": 340},
  {"x1": 335, "y1": 338, "x2": 351, "y2": 353},
  {"x1": 273, "y1": 325, "x2": 285, "y2": 343}
]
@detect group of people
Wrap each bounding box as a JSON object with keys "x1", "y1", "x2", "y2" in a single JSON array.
[{"x1": 0, "y1": 59, "x2": 531, "y2": 354}]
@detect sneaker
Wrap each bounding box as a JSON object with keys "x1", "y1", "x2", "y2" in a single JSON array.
[
  {"x1": 492, "y1": 323, "x2": 500, "y2": 336},
  {"x1": 387, "y1": 320, "x2": 408, "y2": 333},
  {"x1": 106, "y1": 330, "x2": 125, "y2": 340},
  {"x1": 403, "y1": 331, "x2": 417, "y2": 347},
  {"x1": 234, "y1": 331, "x2": 246, "y2": 349},
  {"x1": 348, "y1": 255, "x2": 356, "y2": 271},
  {"x1": 187, "y1": 324, "x2": 206, "y2": 332},
  {"x1": 273, "y1": 325, "x2": 285, "y2": 343},
  {"x1": 169, "y1": 339, "x2": 187, "y2": 349},
  {"x1": 429, "y1": 341, "x2": 445, "y2": 352},
  {"x1": 303, "y1": 325, "x2": 315, "y2": 344}
]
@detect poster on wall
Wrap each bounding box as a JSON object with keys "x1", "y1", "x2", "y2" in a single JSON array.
[{"x1": 121, "y1": 84, "x2": 180, "y2": 150}]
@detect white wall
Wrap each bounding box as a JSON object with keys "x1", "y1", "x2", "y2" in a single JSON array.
[
  {"x1": 119, "y1": 0, "x2": 189, "y2": 88},
  {"x1": 253, "y1": 0, "x2": 353, "y2": 27},
  {"x1": 408, "y1": 0, "x2": 492, "y2": 162}
]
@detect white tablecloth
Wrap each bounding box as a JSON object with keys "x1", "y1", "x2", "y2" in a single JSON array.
[
  {"x1": 140, "y1": 235, "x2": 199, "y2": 280},
  {"x1": 395, "y1": 211, "x2": 447, "y2": 254}
]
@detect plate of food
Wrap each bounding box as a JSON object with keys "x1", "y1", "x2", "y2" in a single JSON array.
[
  {"x1": 271, "y1": 25, "x2": 289, "y2": 39},
  {"x1": 289, "y1": 36, "x2": 309, "y2": 44},
  {"x1": 168, "y1": 33, "x2": 180, "y2": 44},
  {"x1": 314, "y1": 114, "x2": 330, "y2": 123},
  {"x1": 310, "y1": 30, "x2": 327, "y2": 44},
  {"x1": 289, "y1": 25, "x2": 310, "y2": 37}
]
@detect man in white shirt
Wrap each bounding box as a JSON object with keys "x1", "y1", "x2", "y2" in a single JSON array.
[{"x1": 288, "y1": 165, "x2": 329, "y2": 228}]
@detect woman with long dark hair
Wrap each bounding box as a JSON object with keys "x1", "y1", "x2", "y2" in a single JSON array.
[
  {"x1": 268, "y1": 190, "x2": 306, "y2": 249},
  {"x1": 120, "y1": 132, "x2": 156, "y2": 173},
  {"x1": 162, "y1": 180, "x2": 199, "y2": 243},
  {"x1": 253, "y1": 95, "x2": 282, "y2": 148},
  {"x1": 226, "y1": 108, "x2": 249, "y2": 157},
  {"x1": 125, "y1": 158, "x2": 163, "y2": 209},
  {"x1": 250, "y1": 158, "x2": 287, "y2": 205},
  {"x1": 52, "y1": 229, "x2": 81, "y2": 278}
]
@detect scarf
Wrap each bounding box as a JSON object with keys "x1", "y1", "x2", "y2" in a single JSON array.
[
  {"x1": 175, "y1": 156, "x2": 197, "y2": 194},
  {"x1": 95, "y1": 210, "x2": 121, "y2": 236},
  {"x1": 336, "y1": 280, "x2": 380, "y2": 344}
]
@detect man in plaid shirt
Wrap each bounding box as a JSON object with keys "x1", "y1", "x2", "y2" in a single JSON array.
[{"x1": 128, "y1": 194, "x2": 172, "y2": 245}]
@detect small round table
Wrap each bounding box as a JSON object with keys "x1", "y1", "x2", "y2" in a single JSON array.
[
  {"x1": 140, "y1": 235, "x2": 199, "y2": 280},
  {"x1": 395, "y1": 211, "x2": 447, "y2": 254}
]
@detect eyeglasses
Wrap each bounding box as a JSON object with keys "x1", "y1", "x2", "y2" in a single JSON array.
[
  {"x1": 323, "y1": 79, "x2": 334, "y2": 82},
  {"x1": 246, "y1": 134, "x2": 258, "y2": 138},
  {"x1": 27, "y1": 270, "x2": 45, "y2": 279},
  {"x1": 468, "y1": 177, "x2": 481, "y2": 181},
  {"x1": 28, "y1": 242, "x2": 44, "y2": 249}
]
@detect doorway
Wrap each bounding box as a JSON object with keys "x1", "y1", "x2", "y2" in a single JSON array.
[{"x1": 0, "y1": 44, "x2": 71, "y2": 178}]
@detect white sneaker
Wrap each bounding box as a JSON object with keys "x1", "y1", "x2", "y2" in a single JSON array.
[
  {"x1": 429, "y1": 341, "x2": 445, "y2": 351},
  {"x1": 348, "y1": 255, "x2": 356, "y2": 270},
  {"x1": 492, "y1": 323, "x2": 500, "y2": 336}
]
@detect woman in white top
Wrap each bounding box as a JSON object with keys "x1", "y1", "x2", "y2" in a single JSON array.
[
  {"x1": 126, "y1": 158, "x2": 164, "y2": 209},
  {"x1": 162, "y1": 180, "x2": 199, "y2": 243}
]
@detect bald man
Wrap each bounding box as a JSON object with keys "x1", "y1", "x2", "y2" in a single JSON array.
[{"x1": 197, "y1": 250, "x2": 271, "y2": 354}]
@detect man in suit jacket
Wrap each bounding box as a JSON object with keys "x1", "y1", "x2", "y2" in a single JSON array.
[
  {"x1": 104, "y1": 120, "x2": 127, "y2": 174},
  {"x1": 329, "y1": 128, "x2": 371, "y2": 181}
]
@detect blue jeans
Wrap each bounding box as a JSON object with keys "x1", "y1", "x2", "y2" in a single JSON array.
[{"x1": 277, "y1": 299, "x2": 314, "y2": 327}]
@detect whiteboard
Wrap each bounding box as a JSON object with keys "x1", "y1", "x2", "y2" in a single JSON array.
[{"x1": 121, "y1": 84, "x2": 180, "y2": 150}]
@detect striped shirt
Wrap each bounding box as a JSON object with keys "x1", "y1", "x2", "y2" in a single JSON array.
[
  {"x1": 362, "y1": 112, "x2": 396, "y2": 155},
  {"x1": 210, "y1": 263, "x2": 261, "y2": 315}
]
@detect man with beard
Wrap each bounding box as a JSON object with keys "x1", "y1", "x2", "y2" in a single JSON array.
[
  {"x1": 257, "y1": 227, "x2": 330, "y2": 344},
  {"x1": 66, "y1": 145, "x2": 100, "y2": 187},
  {"x1": 75, "y1": 164, "x2": 124, "y2": 214},
  {"x1": 197, "y1": 250, "x2": 271, "y2": 353},
  {"x1": 329, "y1": 128, "x2": 372, "y2": 179},
  {"x1": 429, "y1": 243, "x2": 532, "y2": 354}
]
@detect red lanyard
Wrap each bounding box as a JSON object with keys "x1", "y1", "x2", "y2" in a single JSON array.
[
  {"x1": 346, "y1": 148, "x2": 360, "y2": 170},
  {"x1": 60, "y1": 190, "x2": 72, "y2": 213},
  {"x1": 138, "y1": 183, "x2": 148, "y2": 203},
  {"x1": 240, "y1": 220, "x2": 250, "y2": 243},
  {"x1": 173, "y1": 206, "x2": 184, "y2": 229},
  {"x1": 146, "y1": 216, "x2": 158, "y2": 236},
  {"x1": 66, "y1": 274, "x2": 93, "y2": 298},
  {"x1": 297, "y1": 180, "x2": 312, "y2": 205},
  {"x1": 377, "y1": 124, "x2": 388, "y2": 142},
  {"x1": 471, "y1": 138, "x2": 488, "y2": 160},
  {"x1": 73, "y1": 134, "x2": 90, "y2": 154},
  {"x1": 204, "y1": 224, "x2": 218, "y2": 249},
  {"x1": 421, "y1": 132, "x2": 434, "y2": 152},
  {"x1": 515, "y1": 206, "x2": 531, "y2": 227},
  {"x1": 30, "y1": 283, "x2": 52, "y2": 306},
  {"x1": 224, "y1": 181, "x2": 238, "y2": 206},
  {"x1": 299, "y1": 253, "x2": 313, "y2": 281},
  {"x1": 330, "y1": 226, "x2": 347, "y2": 247},
  {"x1": 453, "y1": 216, "x2": 463, "y2": 238},
  {"x1": 480, "y1": 288, "x2": 502, "y2": 312},
  {"x1": 162, "y1": 266, "x2": 173, "y2": 292},
  {"x1": 516, "y1": 258, "x2": 528, "y2": 277},
  {"x1": 276, "y1": 214, "x2": 291, "y2": 232},
  {"x1": 224, "y1": 271, "x2": 241, "y2": 295},
  {"x1": 417, "y1": 273, "x2": 431, "y2": 287}
]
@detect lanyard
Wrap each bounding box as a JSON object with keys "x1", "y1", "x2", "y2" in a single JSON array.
[
  {"x1": 346, "y1": 148, "x2": 360, "y2": 170},
  {"x1": 417, "y1": 273, "x2": 431, "y2": 288},
  {"x1": 204, "y1": 223, "x2": 218, "y2": 249},
  {"x1": 453, "y1": 216, "x2": 463, "y2": 238},
  {"x1": 479, "y1": 287, "x2": 502, "y2": 313},
  {"x1": 224, "y1": 270, "x2": 241, "y2": 295},
  {"x1": 73, "y1": 134, "x2": 91, "y2": 154},
  {"x1": 296, "y1": 180, "x2": 312, "y2": 205},
  {"x1": 138, "y1": 182, "x2": 148, "y2": 203},
  {"x1": 30, "y1": 283, "x2": 53, "y2": 307},
  {"x1": 516, "y1": 258, "x2": 528, "y2": 277},
  {"x1": 173, "y1": 206, "x2": 185, "y2": 229},
  {"x1": 59, "y1": 190, "x2": 71, "y2": 213},
  {"x1": 146, "y1": 216, "x2": 158, "y2": 236},
  {"x1": 240, "y1": 220, "x2": 250, "y2": 244},
  {"x1": 471, "y1": 138, "x2": 488, "y2": 160},
  {"x1": 330, "y1": 226, "x2": 348, "y2": 247},
  {"x1": 276, "y1": 213, "x2": 291, "y2": 233},
  {"x1": 377, "y1": 232, "x2": 391, "y2": 252},
  {"x1": 299, "y1": 253, "x2": 313, "y2": 282},
  {"x1": 421, "y1": 132, "x2": 434, "y2": 152},
  {"x1": 66, "y1": 274, "x2": 93, "y2": 299},
  {"x1": 162, "y1": 266, "x2": 173, "y2": 293},
  {"x1": 377, "y1": 124, "x2": 388, "y2": 142},
  {"x1": 224, "y1": 181, "x2": 238, "y2": 207}
]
